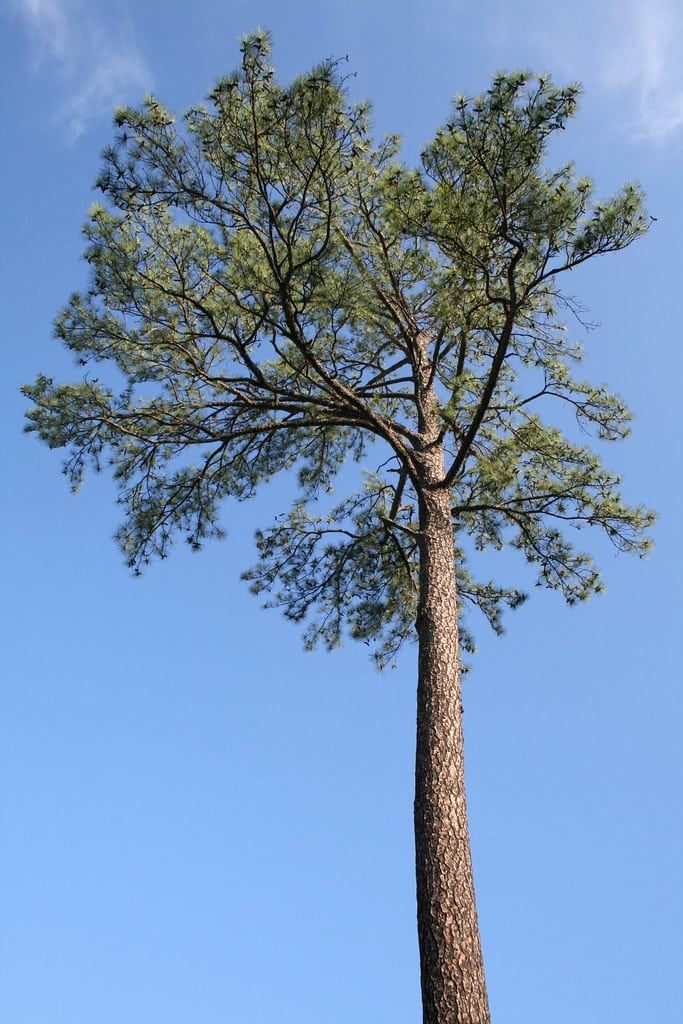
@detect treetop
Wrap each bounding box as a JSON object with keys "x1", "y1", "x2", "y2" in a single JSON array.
[{"x1": 24, "y1": 33, "x2": 654, "y2": 666}]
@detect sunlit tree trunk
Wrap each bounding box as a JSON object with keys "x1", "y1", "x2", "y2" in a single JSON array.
[{"x1": 414, "y1": 450, "x2": 490, "y2": 1024}]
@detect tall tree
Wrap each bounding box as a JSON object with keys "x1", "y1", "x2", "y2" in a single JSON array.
[{"x1": 24, "y1": 33, "x2": 653, "y2": 1024}]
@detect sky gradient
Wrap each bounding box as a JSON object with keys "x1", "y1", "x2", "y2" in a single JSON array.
[{"x1": 1, "y1": 2, "x2": 681, "y2": 1022}]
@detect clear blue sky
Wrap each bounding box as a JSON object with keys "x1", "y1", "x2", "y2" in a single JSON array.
[{"x1": 1, "y1": 2, "x2": 681, "y2": 1022}]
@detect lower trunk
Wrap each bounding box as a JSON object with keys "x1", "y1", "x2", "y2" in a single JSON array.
[{"x1": 415, "y1": 484, "x2": 490, "y2": 1024}]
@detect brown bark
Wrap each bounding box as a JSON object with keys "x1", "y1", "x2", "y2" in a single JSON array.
[{"x1": 414, "y1": 457, "x2": 490, "y2": 1024}]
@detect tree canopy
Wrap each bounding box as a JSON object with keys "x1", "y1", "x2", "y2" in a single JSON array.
[{"x1": 24, "y1": 32, "x2": 654, "y2": 666}]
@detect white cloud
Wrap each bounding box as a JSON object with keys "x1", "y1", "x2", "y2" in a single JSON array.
[
  {"x1": 10, "y1": 0, "x2": 69, "y2": 61},
  {"x1": 518, "y1": 0, "x2": 683, "y2": 143},
  {"x1": 7, "y1": 0, "x2": 152, "y2": 140},
  {"x1": 599, "y1": 0, "x2": 683, "y2": 141}
]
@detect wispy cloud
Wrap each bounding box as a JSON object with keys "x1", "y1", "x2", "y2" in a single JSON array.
[
  {"x1": 7, "y1": 0, "x2": 152, "y2": 140},
  {"x1": 516, "y1": 0, "x2": 683, "y2": 143},
  {"x1": 599, "y1": 0, "x2": 683, "y2": 141}
]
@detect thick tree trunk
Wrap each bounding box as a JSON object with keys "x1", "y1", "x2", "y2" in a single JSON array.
[{"x1": 415, "y1": 465, "x2": 490, "y2": 1024}]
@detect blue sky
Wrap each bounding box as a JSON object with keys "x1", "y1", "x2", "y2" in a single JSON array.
[{"x1": 1, "y1": 1, "x2": 681, "y2": 1022}]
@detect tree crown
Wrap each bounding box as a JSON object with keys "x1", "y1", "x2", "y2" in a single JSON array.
[{"x1": 24, "y1": 32, "x2": 654, "y2": 666}]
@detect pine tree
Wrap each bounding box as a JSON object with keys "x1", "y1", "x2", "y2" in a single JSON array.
[{"x1": 24, "y1": 33, "x2": 654, "y2": 1024}]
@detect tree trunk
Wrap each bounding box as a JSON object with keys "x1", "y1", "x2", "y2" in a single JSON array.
[{"x1": 415, "y1": 467, "x2": 490, "y2": 1024}]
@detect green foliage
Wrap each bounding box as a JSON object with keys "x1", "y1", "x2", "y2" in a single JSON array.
[
  {"x1": 245, "y1": 474, "x2": 419, "y2": 668},
  {"x1": 24, "y1": 33, "x2": 654, "y2": 666}
]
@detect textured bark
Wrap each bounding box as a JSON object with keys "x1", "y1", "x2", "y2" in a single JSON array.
[{"x1": 414, "y1": 452, "x2": 490, "y2": 1024}]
